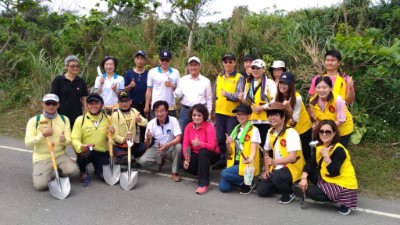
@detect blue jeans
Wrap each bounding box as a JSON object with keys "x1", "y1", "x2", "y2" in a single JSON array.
[
  {"x1": 219, "y1": 165, "x2": 244, "y2": 192},
  {"x1": 179, "y1": 106, "x2": 191, "y2": 135}
]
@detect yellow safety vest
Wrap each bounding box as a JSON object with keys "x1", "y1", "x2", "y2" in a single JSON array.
[
  {"x1": 268, "y1": 128, "x2": 305, "y2": 182},
  {"x1": 293, "y1": 92, "x2": 312, "y2": 134},
  {"x1": 215, "y1": 73, "x2": 241, "y2": 116},
  {"x1": 310, "y1": 93, "x2": 353, "y2": 136},
  {"x1": 244, "y1": 78, "x2": 271, "y2": 121},
  {"x1": 226, "y1": 126, "x2": 261, "y2": 176},
  {"x1": 316, "y1": 143, "x2": 358, "y2": 189}
]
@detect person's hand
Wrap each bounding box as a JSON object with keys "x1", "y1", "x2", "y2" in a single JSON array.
[
  {"x1": 210, "y1": 113, "x2": 215, "y2": 123},
  {"x1": 157, "y1": 143, "x2": 169, "y2": 154},
  {"x1": 253, "y1": 105, "x2": 264, "y2": 114},
  {"x1": 238, "y1": 91, "x2": 244, "y2": 100},
  {"x1": 299, "y1": 178, "x2": 308, "y2": 193},
  {"x1": 144, "y1": 105, "x2": 150, "y2": 118},
  {"x1": 261, "y1": 170, "x2": 271, "y2": 179},
  {"x1": 225, "y1": 133, "x2": 233, "y2": 145},
  {"x1": 183, "y1": 156, "x2": 190, "y2": 169},
  {"x1": 129, "y1": 79, "x2": 136, "y2": 88},
  {"x1": 320, "y1": 146, "x2": 333, "y2": 158},
  {"x1": 80, "y1": 144, "x2": 93, "y2": 152},
  {"x1": 111, "y1": 83, "x2": 117, "y2": 92},
  {"x1": 242, "y1": 156, "x2": 253, "y2": 164},
  {"x1": 264, "y1": 155, "x2": 274, "y2": 166},
  {"x1": 145, "y1": 130, "x2": 153, "y2": 141},
  {"x1": 165, "y1": 79, "x2": 175, "y2": 88},
  {"x1": 221, "y1": 90, "x2": 227, "y2": 97},
  {"x1": 108, "y1": 126, "x2": 115, "y2": 134},
  {"x1": 191, "y1": 134, "x2": 200, "y2": 147},
  {"x1": 282, "y1": 98, "x2": 291, "y2": 106},
  {"x1": 99, "y1": 77, "x2": 105, "y2": 85},
  {"x1": 347, "y1": 76, "x2": 354, "y2": 89},
  {"x1": 135, "y1": 112, "x2": 142, "y2": 123},
  {"x1": 59, "y1": 131, "x2": 66, "y2": 143},
  {"x1": 42, "y1": 127, "x2": 53, "y2": 137},
  {"x1": 125, "y1": 131, "x2": 132, "y2": 143}
]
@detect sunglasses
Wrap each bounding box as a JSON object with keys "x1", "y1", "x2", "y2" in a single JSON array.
[
  {"x1": 223, "y1": 60, "x2": 234, "y2": 64},
  {"x1": 319, "y1": 129, "x2": 333, "y2": 135},
  {"x1": 160, "y1": 58, "x2": 170, "y2": 62},
  {"x1": 251, "y1": 67, "x2": 262, "y2": 70},
  {"x1": 68, "y1": 64, "x2": 80, "y2": 68},
  {"x1": 45, "y1": 101, "x2": 58, "y2": 106}
]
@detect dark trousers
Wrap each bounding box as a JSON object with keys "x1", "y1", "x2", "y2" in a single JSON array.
[
  {"x1": 184, "y1": 149, "x2": 219, "y2": 186},
  {"x1": 253, "y1": 123, "x2": 270, "y2": 148},
  {"x1": 77, "y1": 150, "x2": 110, "y2": 176},
  {"x1": 257, "y1": 167, "x2": 293, "y2": 197},
  {"x1": 300, "y1": 128, "x2": 313, "y2": 162},
  {"x1": 131, "y1": 101, "x2": 147, "y2": 142},
  {"x1": 340, "y1": 134, "x2": 351, "y2": 148},
  {"x1": 306, "y1": 170, "x2": 330, "y2": 201},
  {"x1": 113, "y1": 143, "x2": 146, "y2": 159},
  {"x1": 215, "y1": 114, "x2": 238, "y2": 159}
]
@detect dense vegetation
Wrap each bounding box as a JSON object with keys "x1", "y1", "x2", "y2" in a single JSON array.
[{"x1": 0, "y1": 0, "x2": 399, "y2": 197}]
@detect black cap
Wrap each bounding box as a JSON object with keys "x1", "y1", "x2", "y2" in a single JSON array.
[
  {"x1": 159, "y1": 50, "x2": 172, "y2": 59},
  {"x1": 118, "y1": 91, "x2": 130, "y2": 101},
  {"x1": 134, "y1": 50, "x2": 146, "y2": 59},
  {"x1": 232, "y1": 103, "x2": 252, "y2": 114},
  {"x1": 222, "y1": 53, "x2": 236, "y2": 61},
  {"x1": 86, "y1": 93, "x2": 104, "y2": 104},
  {"x1": 243, "y1": 54, "x2": 256, "y2": 61},
  {"x1": 279, "y1": 72, "x2": 295, "y2": 84}
]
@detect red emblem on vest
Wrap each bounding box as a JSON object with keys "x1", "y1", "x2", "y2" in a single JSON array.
[
  {"x1": 245, "y1": 134, "x2": 250, "y2": 141},
  {"x1": 280, "y1": 139, "x2": 287, "y2": 147},
  {"x1": 329, "y1": 105, "x2": 335, "y2": 113}
]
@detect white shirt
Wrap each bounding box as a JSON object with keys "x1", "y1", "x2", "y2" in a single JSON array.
[
  {"x1": 174, "y1": 74, "x2": 212, "y2": 114},
  {"x1": 264, "y1": 128, "x2": 301, "y2": 170},
  {"x1": 147, "y1": 67, "x2": 180, "y2": 109},
  {"x1": 94, "y1": 74, "x2": 124, "y2": 107},
  {"x1": 145, "y1": 116, "x2": 182, "y2": 146}
]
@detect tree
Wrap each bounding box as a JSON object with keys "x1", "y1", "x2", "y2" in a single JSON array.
[{"x1": 168, "y1": 0, "x2": 217, "y2": 58}]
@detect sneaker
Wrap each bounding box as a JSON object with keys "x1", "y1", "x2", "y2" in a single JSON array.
[
  {"x1": 278, "y1": 193, "x2": 296, "y2": 204},
  {"x1": 338, "y1": 205, "x2": 352, "y2": 215},
  {"x1": 196, "y1": 186, "x2": 209, "y2": 195},
  {"x1": 79, "y1": 172, "x2": 88, "y2": 182},
  {"x1": 240, "y1": 183, "x2": 256, "y2": 194}
]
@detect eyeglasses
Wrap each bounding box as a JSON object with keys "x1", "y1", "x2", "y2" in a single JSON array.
[
  {"x1": 223, "y1": 60, "x2": 234, "y2": 64},
  {"x1": 319, "y1": 129, "x2": 333, "y2": 135},
  {"x1": 267, "y1": 113, "x2": 281, "y2": 118},
  {"x1": 68, "y1": 64, "x2": 80, "y2": 68},
  {"x1": 251, "y1": 67, "x2": 262, "y2": 70},
  {"x1": 160, "y1": 58, "x2": 170, "y2": 62},
  {"x1": 45, "y1": 102, "x2": 58, "y2": 106},
  {"x1": 192, "y1": 114, "x2": 203, "y2": 117}
]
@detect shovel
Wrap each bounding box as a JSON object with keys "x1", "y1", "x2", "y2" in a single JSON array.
[
  {"x1": 120, "y1": 139, "x2": 138, "y2": 190},
  {"x1": 103, "y1": 107, "x2": 121, "y2": 185},
  {"x1": 47, "y1": 138, "x2": 70, "y2": 200},
  {"x1": 103, "y1": 131, "x2": 121, "y2": 185}
]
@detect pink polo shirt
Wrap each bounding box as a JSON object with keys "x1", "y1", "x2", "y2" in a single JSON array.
[{"x1": 182, "y1": 121, "x2": 219, "y2": 158}]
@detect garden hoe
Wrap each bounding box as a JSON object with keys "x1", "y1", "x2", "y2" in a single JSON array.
[
  {"x1": 120, "y1": 139, "x2": 138, "y2": 190},
  {"x1": 47, "y1": 137, "x2": 70, "y2": 200}
]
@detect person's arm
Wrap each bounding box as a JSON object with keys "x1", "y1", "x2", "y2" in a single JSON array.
[
  {"x1": 25, "y1": 117, "x2": 44, "y2": 148},
  {"x1": 335, "y1": 96, "x2": 346, "y2": 127},
  {"x1": 144, "y1": 87, "x2": 152, "y2": 115},
  {"x1": 205, "y1": 79, "x2": 213, "y2": 116},
  {"x1": 174, "y1": 79, "x2": 183, "y2": 99},
  {"x1": 50, "y1": 76, "x2": 60, "y2": 96},
  {"x1": 345, "y1": 76, "x2": 355, "y2": 104},
  {"x1": 302, "y1": 150, "x2": 318, "y2": 174},
  {"x1": 71, "y1": 116, "x2": 84, "y2": 154},
  {"x1": 182, "y1": 125, "x2": 191, "y2": 158},
  {"x1": 225, "y1": 75, "x2": 244, "y2": 101},
  {"x1": 292, "y1": 95, "x2": 302, "y2": 122},
  {"x1": 81, "y1": 96, "x2": 87, "y2": 114},
  {"x1": 95, "y1": 76, "x2": 103, "y2": 95},
  {"x1": 211, "y1": 77, "x2": 217, "y2": 115},
  {"x1": 308, "y1": 76, "x2": 317, "y2": 96},
  {"x1": 112, "y1": 112, "x2": 125, "y2": 144},
  {"x1": 199, "y1": 123, "x2": 217, "y2": 151},
  {"x1": 324, "y1": 146, "x2": 347, "y2": 177},
  {"x1": 165, "y1": 134, "x2": 181, "y2": 149}
]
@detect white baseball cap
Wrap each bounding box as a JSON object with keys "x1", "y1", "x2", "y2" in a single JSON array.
[
  {"x1": 42, "y1": 94, "x2": 59, "y2": 102},
  {"x1": 270, "y1": 60, "x2": 286, "y2": 68},
  {"x1": 187, "y1": 56, "x2": 201, "y2": 64},
  {"x1": 251, "y1": 59, "x2": 266, "y2": 68}
]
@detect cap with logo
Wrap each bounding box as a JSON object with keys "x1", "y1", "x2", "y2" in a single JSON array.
[
  {"x1": 86, "y1": 93, "x2": 104, "y2": 104},
  {"x1": 222, "y1": 53, "x2": 236, "y2": 61},
  {"x1": 279, "y1": 72, "x2": 295, "y2": 84},
  {"x1": 159, "y1": 50, "x2": 172, "y2": 59},
  {"x1": 118, "y1": 91, "x2": 130, "y2": 101},
  {"x1": 243, "y1": 54, "x2": 256, "y2": 62},
  {"x1": 134, "y1": 50, "x2": 146, "y2": 59},
  {"x1": 251, "y1": 59, "x2": 266, "y2": 68}
]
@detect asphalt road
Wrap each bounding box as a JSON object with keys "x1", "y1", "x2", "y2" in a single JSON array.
[{"x1": 0, "y1": 136, "x2": 399, "y2": 225}]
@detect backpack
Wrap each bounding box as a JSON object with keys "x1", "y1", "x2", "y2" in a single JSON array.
[{"x1": 35, "y1": 114, "x2": 66, "y2": 128}]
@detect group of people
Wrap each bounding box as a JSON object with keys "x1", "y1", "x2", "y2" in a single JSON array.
[{"x1": 25, "y1": 49, "x2": 358, "y2": 215}]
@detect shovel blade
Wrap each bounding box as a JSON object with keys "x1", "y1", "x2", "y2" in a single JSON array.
[
  {"x1": 120, "y1": 170, "x2": 138, "y2": 191},
  {"x1": 103, "y1": 164, "x2": 121, "y2": 185},
  {"x1": 48, "y1": 177, "x2": 70, "y2": 200}
]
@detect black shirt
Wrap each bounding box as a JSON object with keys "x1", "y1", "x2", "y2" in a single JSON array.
[
  {"x1": 51, "y1": 75, "x2": 88, "y2": 128},
  {"x1": 124, "y1": 69, "x2": 148, "y2": 102}
]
